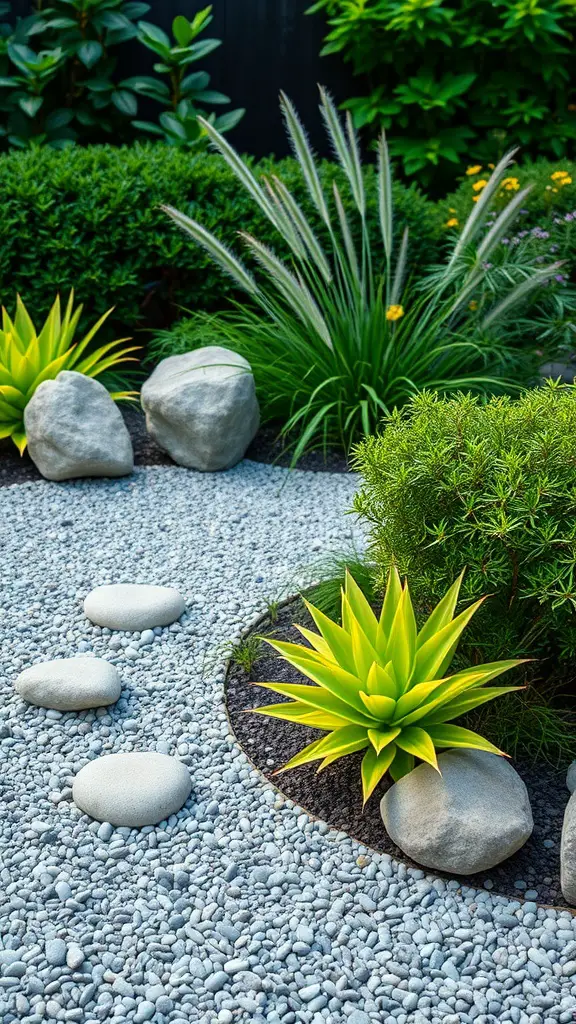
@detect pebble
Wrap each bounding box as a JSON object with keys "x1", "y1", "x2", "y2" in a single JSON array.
[
  {"x1": 83, "y1": 583, "x2": 185, "y2": 631},
  {"x1": 72, "y1": 751, "x2": 192, "y2": 826}
]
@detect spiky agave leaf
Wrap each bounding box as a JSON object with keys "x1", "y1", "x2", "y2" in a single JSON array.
[
  {"x1": 0, "y1": 291, "x2": 138, "y2": 453},
  {"x1": 250, "y1": 569, "x2": 526, "y2": 804}
]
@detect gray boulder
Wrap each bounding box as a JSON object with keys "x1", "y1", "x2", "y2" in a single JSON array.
[
  {"x1": 380, "y1": 749, "x2": 533, "y2": 874},
  {"x1": 141, "y1": 347, "x2": 260, "y2": 471},
  {"x1": 24, "y1": 371, "x2": 133, "y2": 481},
  {"x1": 567, "y1": 760, "x2": 576, "y2": 794},
  {"x1": 561, "y1": 792, "x2": 576, "y2": 904},
  {"x1": 84, "y1": 583, "x2": 185, "y2": 630}
]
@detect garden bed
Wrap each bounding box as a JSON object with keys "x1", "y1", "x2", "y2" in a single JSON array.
[{"x1": 226, "y1": 598, "x2": 569, "y2": 907}]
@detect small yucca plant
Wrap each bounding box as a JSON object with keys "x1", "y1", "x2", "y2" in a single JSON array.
[
  {"x1": 0, "y1": 291, "x2": 139, "y2": 453},
  {"x1": 251, "y1": 569, "x2": 525, "y2": 804}
]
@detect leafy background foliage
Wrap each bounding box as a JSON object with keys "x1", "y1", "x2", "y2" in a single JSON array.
[
  {"x1": 0, "y1": 141, "x2": 437, "y2": 333},
  {"x1": 309, "y1": 0, "x2": 576, "y2": 190}
]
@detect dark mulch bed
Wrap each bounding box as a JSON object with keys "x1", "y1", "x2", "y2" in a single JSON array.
[
  {"x1": 226, "y1": 599, "x2": 569, "y2": 908},
  {"x1": 0, "y1": 410, "x2": 349, "y2": 487}
]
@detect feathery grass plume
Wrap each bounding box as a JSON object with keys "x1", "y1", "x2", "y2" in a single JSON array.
[
  {"x1": 280, "y1": 90, "x2": 330, "y2": 225},
  {"x1": 160, "y1": 90, "x2": 568, "y2": 461},
  {"x1": 448, "y1": 148, "x2": 519, "y2": 267},
  {"x1": 161, "y1": 205, "x2": 259, "y2": 295},
  {"x1": 250, "y1": 569, "x2": 524, "y2": 804}
]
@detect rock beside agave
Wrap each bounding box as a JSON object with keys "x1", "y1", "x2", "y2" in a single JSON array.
[
  {"x1": 25, "y1": 372, "x2": 134, "y2": 481},
  {"x1": 380, "y1": 749, "x2": 533, "y2": 873},
  {"x1": 141, "y1": 347, "x2": 259, "y2": 472}
]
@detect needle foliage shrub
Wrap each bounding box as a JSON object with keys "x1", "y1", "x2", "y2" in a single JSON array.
[{"x1": 353, "y1": 383, "x2": 576, "y2": 667}]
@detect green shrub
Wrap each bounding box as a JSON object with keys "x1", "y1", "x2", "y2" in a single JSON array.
[
  {"x1": 0, "y1": 141, "x2": 438, "y2": 333},
  {"x1": 352, "y1": 383, "x2": 576, "y2": 666},
  {"x1": 309, "y1": 0, "x2": 576, "y2": 190}
]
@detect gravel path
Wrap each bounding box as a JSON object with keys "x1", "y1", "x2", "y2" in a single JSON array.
[{"x1": 1, "y1": 463, "x2": 576, "y2": 1024}]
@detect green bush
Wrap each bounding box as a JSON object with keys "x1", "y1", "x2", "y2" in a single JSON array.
[
  {"x1": 309, "y1": 0, "x2": 576, "y2": 190},
  {"x1": 352, "y1": 383, "x2": 576, "y2": 666},
  {"x1": 0, "y1": 141, "x2": 438, "y2": 333}
]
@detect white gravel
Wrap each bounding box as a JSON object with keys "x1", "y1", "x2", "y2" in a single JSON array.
[{"x1": 1, "y1": 462, "x2": 576, "y2": 1024}]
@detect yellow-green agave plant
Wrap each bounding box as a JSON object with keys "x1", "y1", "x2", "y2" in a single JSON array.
[
  {"x1": 251, "y1": 568, "x2": 526, "y2": 805},
  {"x1": 0, "y1": 290, "x2": 139, "y2": 454}
]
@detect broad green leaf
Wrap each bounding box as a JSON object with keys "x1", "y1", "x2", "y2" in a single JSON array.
[
  {"x1": 302, "y1": 598, "x2": 357, "y2": 673},
  {"x1": 349, "y1": 613, "x2": 381, "y2": 683},
  {"x1": 361, "y1": 744, "x2": 397, "y2": 804},
  {"x1": 412, "y1": 597, "x2": 485, "y2": 684},
  {"x1": 389, "y1": 746, "x2": 415, "y2": 781},
  {"x1": 416, "y1": 570, "x2": 464, "y2": 649},
  {"x1": 366, "y1": 660, "x2": 398, "y2": 698},
  {"x1": 292, "y1": 623, "x2": 333, "y2": 660},
  {"x1": 263, "y1": 637, "x2": 365, "y2": 710},
  {"x1": 386, "y1": 584, "x2": 417, "y2": 692},
  {"x1": 344, "y1": 568, "x2": 378, "y2": 644},
  {"x1": 274, "y1": 737, "x2": 325, "y2": 773},
  {"x1": 254, "y1": 682, "x2": 377, "y2": 726},
  {"x1": 392, "y1": 678, "x2": 446, "y2": 721},
  {"x1": 377, "y1": 564, "x2": 402, "y2": 651},
  {"x1": 367, "y1": 725, "x2": 401, "y2": 754},
  {"x1": 422, "y1": 685, "x2": 523, "y2": 724},
  {"x1": 396, "y1": 725, "x2": 439, "y2": 770},
  {"x1": 359, "y1": 691, "x2": 396, "y2": 720},
  {"x1": 398, "y1": 659, "x2": 526, "y2": 727},
  {"x1": 11, "y1": 430, "x2": 27, "y2": 455},
  {"x1": 249, "y1": 699, "x2": 350, "y2": 730},
  {"x1": 312, "y1": 724, "x2": 370, "y2": 760},
  {"x1": 426, "y1": 723, "x2": 506, "y2": 755}
]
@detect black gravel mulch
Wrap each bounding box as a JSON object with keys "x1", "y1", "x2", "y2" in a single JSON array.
[
  {"x1": 0, "y1": 410, "x2": 349, "y2": 488},
  {"x1": 226, "y1": 600, "x2": 569, "y2": 908}
]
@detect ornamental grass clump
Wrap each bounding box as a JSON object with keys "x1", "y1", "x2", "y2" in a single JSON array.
[
  {"x1": 352, "y1": 382, "x2": 576, "y2": 666},
  {"x1": 161, "y1": 88, "x2": 561, "y2": 462},
  {"x1": 0, "y1": 291, "x2": 138, "y2": 453},
  {"x1": 250, "y1": 569, "x2": 523, "y2": 804}
]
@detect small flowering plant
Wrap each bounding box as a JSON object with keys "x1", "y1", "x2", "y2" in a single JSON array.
[{"x1": 162, "y1": 91, "x2": 565, "y2": 460}]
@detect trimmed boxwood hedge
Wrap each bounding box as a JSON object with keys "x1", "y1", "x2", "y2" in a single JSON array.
[{"x1": 0, "y1": 142, "x2": 440, "y2": 334}]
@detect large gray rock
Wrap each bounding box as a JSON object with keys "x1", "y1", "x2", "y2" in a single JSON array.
[
  {"x1": 380, "y1": 749, "x2": 533, "y2": 874},
  {"x1": 15, "y1": 657, "x2": 121, "y2": 710},
  {"x1": 567, "y1": 760, "x2": 576, "y2": 794},
  {"x1": 561, "y1": 792, "x2": 576, "y2": 904},
  {"x1": 72, "y1": 752, "x2": 192, "y2": 826},
  {"x1": 84, "y1": 583, "x2": 185, "y2": 630},
  {"x1": 141, "y1": 347, "x2": 260, "y2": 471},
  {"x1": 24, "y1": 371, "x2": 133, "y2": 481}
]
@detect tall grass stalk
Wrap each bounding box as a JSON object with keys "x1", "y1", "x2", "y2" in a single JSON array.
[{"x1": 160, "y1": 88, "x2": 560, "y2": 461}]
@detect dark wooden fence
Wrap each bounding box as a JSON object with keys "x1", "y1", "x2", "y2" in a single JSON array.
[{"x1": 11, "y1": 0, "x2": 352, "y2": 156}]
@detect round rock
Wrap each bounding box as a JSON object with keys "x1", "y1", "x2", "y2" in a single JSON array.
[
  {"x1": 83, "y1": 583, "x2": 185, "y2": 630},
  {"x1": 72, "y1": 752, "x2": 192, "y2": 827},
  {"x1": 15, "y1": 657, "x2": 121, "y2": 711},
  {"x1": 380, "y1": 749, "x2": 533, "y2": 874}
]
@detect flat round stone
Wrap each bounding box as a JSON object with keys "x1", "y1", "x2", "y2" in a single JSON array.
[
  {"x1": 72, "y1": 753, "x2": 192, "y2": 827},
  {"x1": 15, "y1": 658, "x2": 121, "y2": 711},
  {"x1": 83, "y1": 583, "x2": 185, "y2": 630}
]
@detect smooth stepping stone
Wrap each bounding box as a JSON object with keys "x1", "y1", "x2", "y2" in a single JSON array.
[
  {"x1": 72, "y1": 752, "x2": 192, "y2": 827},
  {"x1": 15, "y1": 657, "x2": 121, "y2": 711},
  {"x1": 83, "y1": 583, "x2": 185, "y2": 630}
]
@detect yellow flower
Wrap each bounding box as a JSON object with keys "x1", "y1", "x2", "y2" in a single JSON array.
[
  {"x1": 472, "y1": 179, "x2": 488, "y2": 192},
  {"x1": 445, "y1": 217, "x2": 459, "y2": 227},
  {"x1": 488, "y1": 163, "x2": 495, "y2": 169},
  {"x1": 560, "y1": 176, "x2": 573, "y2": 186},
  {"x1": 449, "y1": 207, "x2": 456, "y2": 213},
  {"x1": 472, "y1": 195, "x2": 480, "y2": 202},
  {"x1": 466, "y1": 165, "x2": 482, "y2": 175},
  {"x1": 386, "y1": 304, "x2": 404, "y2": 322},
  {"x1": 501, "y1": 177, "x2": 520, "y2": 191},
  {"x1": 469, "y1": 300, "x2": 478, "y2": 311},
  {"x1": 551, "y1": 170, "x2": 570, "y2": 181}
]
